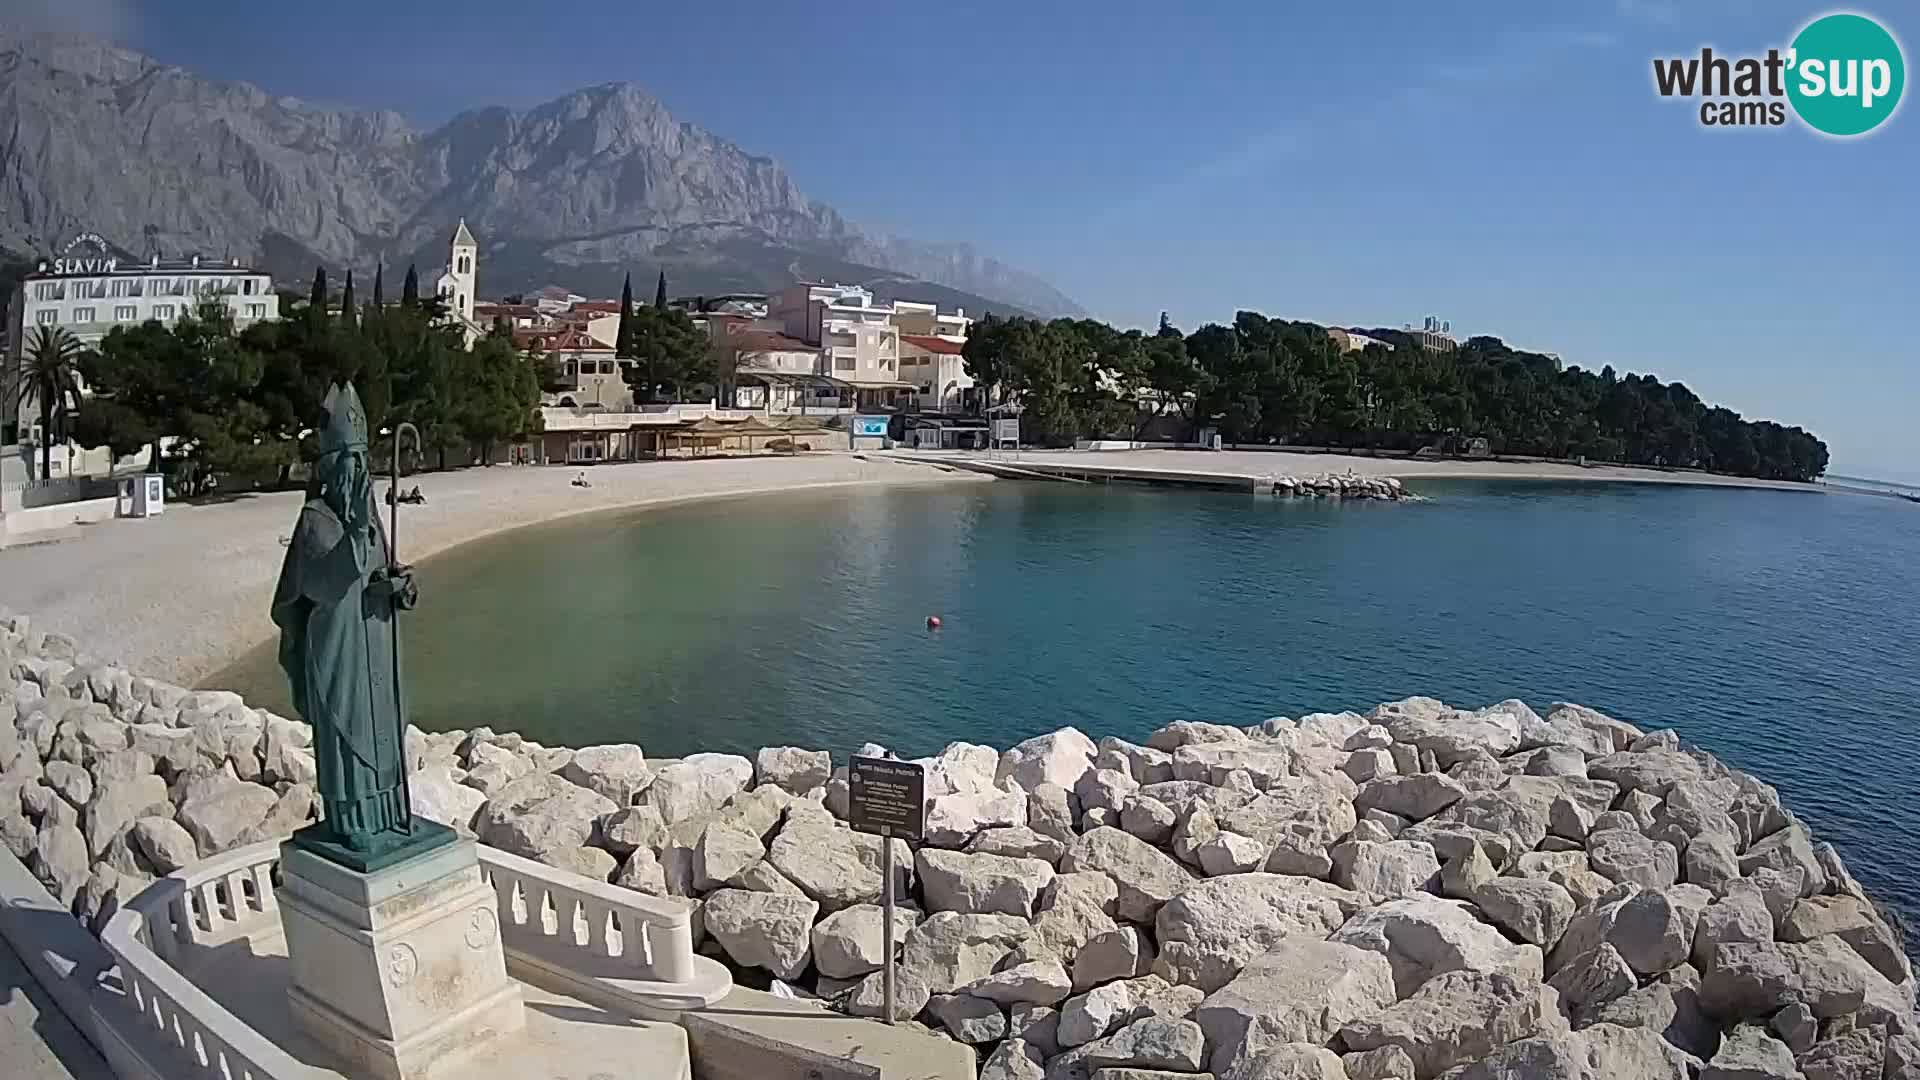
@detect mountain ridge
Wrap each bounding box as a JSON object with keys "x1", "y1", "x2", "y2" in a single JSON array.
[{"x1": 0, "y1": 29, "x2": 1081, "y2": 316}]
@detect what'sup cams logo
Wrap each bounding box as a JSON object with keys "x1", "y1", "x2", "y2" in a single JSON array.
[{"x1": 1653, "y1": 11, "x2": 1904, "y2": 136}]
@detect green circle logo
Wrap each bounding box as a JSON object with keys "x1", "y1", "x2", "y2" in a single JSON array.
[{"x1": 1787, "y1": 13, "x2": 1905, "y2": 136}]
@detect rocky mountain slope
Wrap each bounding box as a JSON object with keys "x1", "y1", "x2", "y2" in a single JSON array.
[{"x1": 0, "y1": 31, "x2": 1080, "y2": 315}]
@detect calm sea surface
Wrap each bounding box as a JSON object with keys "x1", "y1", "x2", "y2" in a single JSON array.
[{"x1": 216, "y1": 479, "x2": 1920, "y2": 933}]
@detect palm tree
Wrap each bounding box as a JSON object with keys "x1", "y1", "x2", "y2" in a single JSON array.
[{"x1": 15, "y1": 325, "x2": 86, "y2": 482}]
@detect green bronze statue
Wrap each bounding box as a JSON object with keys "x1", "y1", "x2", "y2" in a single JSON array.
[{"x1": 272, "y1": 383, "x2": 452, "y2": 871}]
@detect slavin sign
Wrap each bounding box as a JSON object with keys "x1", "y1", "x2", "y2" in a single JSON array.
[{"x1": 49, "y1": 233, "x2": 118, "y2": 276}]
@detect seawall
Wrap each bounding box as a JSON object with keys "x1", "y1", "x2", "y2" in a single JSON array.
[{"x1": 1, "y1": 608, "x2": 1913, "y2": 1078}]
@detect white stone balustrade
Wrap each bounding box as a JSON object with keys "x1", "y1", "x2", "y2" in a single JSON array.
[
  {"x1": 100, "y1": 844, "x2": 318, "y2": 1080},
  {"x1": 480, "y1": 846, "x2": 732, "y2": 1014},
  {"x1": 96, "y1": 839, "x2": 731, "y2": 1079}
]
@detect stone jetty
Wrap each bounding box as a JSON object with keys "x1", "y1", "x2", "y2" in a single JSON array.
[
  {"x1": 1265, "y1": 473, "x2": 1419, "y2": 500},
  {"x1": 2, "y1": 608, "x2": 1915, "y2": 1080}
]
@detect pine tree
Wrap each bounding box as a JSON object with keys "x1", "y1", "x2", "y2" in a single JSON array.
[
  {"x1": 654, "y1": 270, "x2": 668, "y2": 309},
  {"x1": 616, "y1": 273, "x2": 634, "y2": 358},
  {"x1": 402, "y1": 264, "x2": 420, "y2": 307},
  {"x1": 309, "y1": 266, "x2": 328, "y2": 320},
  {"x1": 340, "y1": 270, "x2": 357, "y2": 331},
  {"x1": 372, "y1": 263, "x2": 385, "y2": 309}
]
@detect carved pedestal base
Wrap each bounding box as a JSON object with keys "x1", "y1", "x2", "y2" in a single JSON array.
[{"x1": 277, "y1": 837, "x2": 525, "y2": 1080}]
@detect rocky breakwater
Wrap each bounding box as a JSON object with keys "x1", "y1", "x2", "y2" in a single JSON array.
[
  {"x1": 1266, "y1": 473, "x2": 1418, "y2": 501},
  {"x1": 1, "y1": 607, "x2": 1916, "y2": 1080}
]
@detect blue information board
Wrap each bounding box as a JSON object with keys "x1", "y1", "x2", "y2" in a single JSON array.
[{"x1": 852, "y1": 416, "x2": 890, "y2": 438}]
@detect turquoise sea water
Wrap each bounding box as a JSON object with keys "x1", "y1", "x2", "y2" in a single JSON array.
[{"x1": 216, "y1": 479, "x2": 1920, "y2": 933}]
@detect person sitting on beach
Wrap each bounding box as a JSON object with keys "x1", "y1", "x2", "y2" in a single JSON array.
[{"x1": 571, "y1": 471, "x2": 592, "y2": 488}]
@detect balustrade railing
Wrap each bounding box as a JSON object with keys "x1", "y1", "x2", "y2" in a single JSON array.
[
  {"x1": 478, "y1": 846, "x2": 731, "y2": 1012},
  {"x1": 97, "y1": 837, "x2": 730, "y2": 1079},
  {"x1": 100, "y1": 843, "x2": 315, "y2": 1080}
]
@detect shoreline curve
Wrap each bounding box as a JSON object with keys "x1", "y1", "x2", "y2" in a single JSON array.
[{"x1": 0, "y1": 454, "x2": 987, "y2": 689}]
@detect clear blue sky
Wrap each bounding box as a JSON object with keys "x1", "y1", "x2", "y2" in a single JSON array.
[{"x1": 27, "y1": 0, "x2": 1920, "y2": 480}]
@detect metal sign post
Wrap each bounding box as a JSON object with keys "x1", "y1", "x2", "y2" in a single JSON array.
[
  {"x1": 881, "y1": 824, "x2": 895, "y2": 1024},
  {"x1": 848, "y1": 756, "x2": 925, "y2": 1025}
]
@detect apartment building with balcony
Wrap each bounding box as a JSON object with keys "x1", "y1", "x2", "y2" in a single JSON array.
[{"x1": 771, "y1": 282, "x2": 913, "y2": 410}]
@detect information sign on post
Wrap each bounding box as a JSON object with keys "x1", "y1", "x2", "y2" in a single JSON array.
[{"x1": 847, "y1": 756, "x2": 926, "y2": 1024}]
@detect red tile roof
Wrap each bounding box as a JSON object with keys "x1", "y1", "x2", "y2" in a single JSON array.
[
  {"x1": 569, "y1": 301, "x2": 622, "y2": 314},
  {"x1": 901, "y1": 334, "x2": 965, "y2": 355}
]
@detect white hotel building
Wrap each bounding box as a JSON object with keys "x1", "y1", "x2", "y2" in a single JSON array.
[{"x1": 5, "y1": 235, "x2": 279, "y2": 443}]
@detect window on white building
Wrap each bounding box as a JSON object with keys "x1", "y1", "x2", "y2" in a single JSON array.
[
  {"x1": 73, "y1": 307, "x2": 96, "y2": 323},
  {"x1": 245, "y1": 304, "x2": 267, "y2": 318},
  {"x1": 33, "y1": 282, "x2": 61, "y2": 300},
  {"x1": 36, "y1": 310, "x2": 57, "y2": 325},
  {"x1": 153, "y1": 304, "x2": 175, "y2": 320},
  {"x1": 243, "y1": 278, "x2": 257, "y2": 295},
  {"x1": 114, "y1": 305, "x2": 137, "y2": 321},
  {"x1": 835, "y1": 355, "x2": 855, "y2": 370},
  {"x1": 111, "y1": 279, "x2": 136, "y2": 297}
]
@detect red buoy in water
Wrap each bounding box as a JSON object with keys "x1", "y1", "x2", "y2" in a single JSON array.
[{"x1": 927, "y1": 615, "x2": 942, "y2": 630}]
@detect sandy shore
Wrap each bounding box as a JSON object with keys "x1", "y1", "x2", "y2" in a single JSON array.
[
  {"x1": 0, "y1": 454, "x2": 982, "y2": 687},
  {"x1": 941, "y1": 448, "x2": 1825, "y2": 491}
]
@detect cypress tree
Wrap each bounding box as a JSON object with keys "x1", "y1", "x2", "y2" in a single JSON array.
[
  {"x1": 372, "y1": 263, "x2": 385, "y2": 309},
  {"x1": 340, "y1": 270, "x2": 357, "y2": 331},
  {"x1": 401, "y1": 264, "x2": 420, "y2": 307},
  {"x1": 309, "y1": 266, "x2": 328, "y2": 319},
  {"x1": 654, "y1": 270, "x2": 668, "y2": 309},
  {"x1": 616, "y1": 273, "x2": 634, "y2": 358}
]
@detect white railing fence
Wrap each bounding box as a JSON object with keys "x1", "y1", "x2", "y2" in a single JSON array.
[
  {"x1": 480, "y1": 846, "x2": 731, "y2": 1013},
  {"x1": 100, "y1": 844, "x2": 316, "y2": 1080},
  {"x1": 96, "y1": 838, "x2": 731, "y2": 1078}
]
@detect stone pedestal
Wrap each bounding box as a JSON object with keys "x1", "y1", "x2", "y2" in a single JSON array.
[{"x1": 277, "y1": 835, "x2": 525, "y2": 1080}]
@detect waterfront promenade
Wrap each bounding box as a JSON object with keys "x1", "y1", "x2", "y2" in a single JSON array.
[{"x1": 0, "y1": 454, "x2": 981, "y2": 688}]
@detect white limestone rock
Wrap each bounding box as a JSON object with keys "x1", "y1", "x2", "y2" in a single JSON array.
[
  {"x1": 1194, "y1": 937, "x2": 1395, "y2": 1076},
  {"x1": 1586, "y1": 828, "x2": 1679, "y2": 891},
  {"x1": 926, "y1": 784, "x2": 1030, "y2": 848},
  {"x1": 29, "y1": 820, "x2": 91, "y2": 904},
  {"x1": 1072, "y1": 926, "x2": 1155, "y2": 992},
  {"x1": 1082, "y1": 1016, "x2": 1205, "y2": 1073},
  {"x1": 1472, "y1": 877, "x2": 1576, "y2": 950},
  {"x1": 1118, "y1": 797, "x2": 1177, "y2": 847},
  {"x1": 408, "y1": 764, "x2": 486, "y2": 834},
  {"x1": 970, "y1": 825, "x2": 1068, "y2": 864},
  {"x1": 1060, "y1": 827, "x2": 1196, "y2": 925},
  {"x1": 766, "y1": 808, "x2": 909, "y2": 911},
  {"x1": 917, "y1": 848, "x2": 1056, "y2": 918},
  {"x1": 1332, "y1": 839, "x2": 1441, "y2": 898},
  {"x1": 129, "y1": 816, "x2": 197, "y2": 874},
  {"x1": 1355, "y1": 774, "x2": 1468, "y2": 822},
  {"x1": 753, "y1": 746, "x2": 832, "y2": 794},
  {"x1": 1077, "y1": 768, "x2": 1141, "y2": 815},
  {"x1": 81, "y1": 773, "x2": 170, "y2": 860},
  {"x1": 1738, "y1": 825, "x2": 1827, "y2": 899},
  {"x1": 1547, "y1": 942, "x2": 1638, "y2": 1015},
  {"x1": 963, "y1": 958, "x2": 1073, "y2": 1006},
  {"x1": 1000, "y1": 728, "x2": 1099, "y2": 795},
  {"x1": 810, "y1": 899, "x2": 921, "y2": 976},
  {"x1": 694, "y1": 819, "x2": 768, "y2": 892},
  {"x1": 642, "y1": 753, "x2": 751, "y2": 822},
  {"x1": 175, "y1": 779, "x2": 279, "y2": 856},
  {"x1": 613, "y1": 848, "x2": 666, "y2": 895},
  {"x1": 598, "y1": 804, "x2": 669, "y2": 856},
  {"x1": 1196, "y1": 832, "x2": 1269, "y2": 877},
  {"x1": 1338, "y1": 969, "x2": 1563, "y2": 1080},
  {"x1": 928, "y1": 992, "x2": 1008, "y2": 1043},
  {"x1": 1701, "y1": 1023, "x2": 1798, "y2": 1080},
  {"x1": 1096, "y1": 738, "x2": 1175, "y2": 785},
  {"x1": 1331, "y1": 893, "x2": 1544, "y2": 999},
  {"x1": 1153, "y1": 873, "x2": 1364, "y2": 992},
  {"x1": 475, "y1": 773, "x2": 618, "y2": 863},
  {"x1": 703, "y1": 887, "x2": 819, "y2": 980}
]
